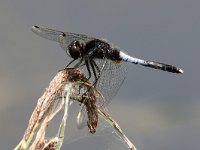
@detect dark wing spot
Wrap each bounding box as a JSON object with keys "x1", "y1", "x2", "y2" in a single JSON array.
[{"x1": 34, "y1": 25, "x2": 39, "y2": 28}]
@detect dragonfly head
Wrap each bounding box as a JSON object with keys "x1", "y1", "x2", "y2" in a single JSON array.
[{"x1": 67, "y1": 40, "x2": 84, "y2": 59}]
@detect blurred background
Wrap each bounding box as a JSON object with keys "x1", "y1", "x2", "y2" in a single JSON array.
[{"x1": 0, "y1": 0, "x2": 199, "y2": 149}]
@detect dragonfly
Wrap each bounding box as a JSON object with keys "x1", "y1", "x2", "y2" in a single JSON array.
[
  {"x1": 32, "y1": 25, "x2": 183, "y2": 103},
  {"x1": 32, "y1": 25, "x2": 183, "y2": 128}
]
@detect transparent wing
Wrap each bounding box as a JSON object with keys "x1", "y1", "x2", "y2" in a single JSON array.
[
  {"x1": 32, "y1": 25, "x2": 95, "y2": 52},
  {"x1": 79, "y1": 59, "x2": 127, "y2": 107},
  {"x1": 76, "y1": 59, "x2": 127, "y2": 129},
  {"x1": 32, "y1": 25, "x2": 63, "y2": 42},
  {"x1": 95, "y1": 59, "x2": 127, "y2": 106}
]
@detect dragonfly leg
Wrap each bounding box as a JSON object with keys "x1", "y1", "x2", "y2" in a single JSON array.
[
  {"x1": 66, "y1": 59, "x2": 76, "y2": 68},
  {"x1": 90, "y1": 60, "x2": 100, "y2": 85},
  {"x1": 80, "y1": 59, "x2": 99, "y2": 102},
  {"x1": 98, "y1": 59, "x2": 107, "y2": 78},
  {"x1": 91, "y1": 60, "x2": 100, "y2": 74},
  {"x1": 74, "y1": 58, "x2": 84, "y2": 68},
  {"x1": 91, "y1": 59, "x2": 107, "y2": 86},
  {"x1": 85, "y1": 59, "x2": 92, "y2": 80},
  {"x1": 66, "y1": 58, "x2": 83, "y2": 69},
  {"x1": 90, "y1": 61, "x2": 98, "y2": 80}
]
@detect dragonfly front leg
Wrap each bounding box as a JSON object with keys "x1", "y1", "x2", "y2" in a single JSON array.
[
  {"x1": 66, "y1": 59, "x2": 76, "y2": 68},
  {"x1": 74, "y1": 58, "x2": 84, "y2": 68}
]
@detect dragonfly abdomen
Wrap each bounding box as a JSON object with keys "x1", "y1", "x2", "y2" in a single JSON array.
[
  {"x1": 142, "y1": 61, "x2": 184, "y2": 74},
  {"x1": 119, "y1": 51, "x2": 183, "y2": 74}
]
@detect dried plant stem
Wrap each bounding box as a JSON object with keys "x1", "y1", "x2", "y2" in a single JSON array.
[
  {"x1": 98, "y1": 109, "x2": 137, "y2": 150},
  {"x1": 14, "y1": 68, "x2": 84, "y2": 150},
  {"x1": 14, "y1": 68, "x2": 138, "y2": 150}
]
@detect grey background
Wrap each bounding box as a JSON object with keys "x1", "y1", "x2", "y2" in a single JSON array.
[{"x1": 0, "y1": 0, "x2": 199, "y2": 149}]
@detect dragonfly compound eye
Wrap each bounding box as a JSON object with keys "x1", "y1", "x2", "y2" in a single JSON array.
[{"x1": 67, "y1": 41, "x2": 82, "y2": 59}]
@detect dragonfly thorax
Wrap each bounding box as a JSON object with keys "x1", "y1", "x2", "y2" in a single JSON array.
[{"x1": 83, "y1": 39, "x2": 111, "y2": 59}]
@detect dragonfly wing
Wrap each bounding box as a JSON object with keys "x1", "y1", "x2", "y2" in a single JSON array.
[
  {"x1": 75, "y1": 59, "x2": 127, "y2": 131},
  {"x1": 78, "y1": 59, "x2": 127, "y2": 107},
  {"x1": 59, "y1": 32, "x2": 95, "y2": 53},
  {"x1": 95, "y1": 59, "x2": 127, "y2": 106},
  {"x1": 32, "y1": 25, "x2": 95, "y2": 52},
  {"x1": 76, "y1": 105, "x2": 88, "y2": 129},
  {"x1": 32, "y1": 25, "x2": 64, "y2": 42}
]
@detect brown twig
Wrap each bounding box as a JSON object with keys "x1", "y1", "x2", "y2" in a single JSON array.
[{"x1": 14, "y1": 68, "x2": 87, "y2": 150}]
